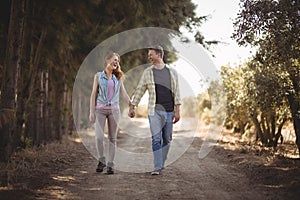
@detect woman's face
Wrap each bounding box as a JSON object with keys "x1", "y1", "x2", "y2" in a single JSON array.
[{"x1": 106, "y1": 54, "x2": 119, "y2": 70}]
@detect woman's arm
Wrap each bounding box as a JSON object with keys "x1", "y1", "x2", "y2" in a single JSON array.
[
  {"x1": 89, "y1": 73, "x2": 98, "y2": 123},
  {"x1": 120, "y1": 80, "x2": 136, "y2": 118},
  {"x1": 120, "y1": 80, "x2": 131, "y2": 106}
]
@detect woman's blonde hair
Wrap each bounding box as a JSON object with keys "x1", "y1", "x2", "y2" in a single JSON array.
[{"x1": 104, "y1": 51, "x2": 124, "y2": 80}]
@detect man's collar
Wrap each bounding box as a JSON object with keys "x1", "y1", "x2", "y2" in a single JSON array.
[{"x1": 151, "y1": 64, "x2": 168, "y2": 69}]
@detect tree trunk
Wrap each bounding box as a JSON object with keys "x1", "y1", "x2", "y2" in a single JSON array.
[
  {"x1": 73, "y1": 92, "x2": 82, "y2": 131},
  {"x1": 294, "y1": 118, "x2": 300, "y2": 156},
  {"x1": 26, "y1": 98, "x2": 37, "y2": 146},
  {"x1": 15, "y1": 0, "x2": 31, "y2": 149},
  {"x1": 273, "y1": 118, "x2": 287, "y2": 147},
  {"x1": 44, "y1": 71, "x2": 51, "y2": 141},
  {"x1": 0, "y1": 0, "x2": 25, "y2": 162},
  {"x1": 289, "y1": 95, "x2": 300, "y2": 156},
  {"x1": 251, "y1": 114, "x2": 267, "y2": 144},
  {"x1": 36, "y1": 71, "x2": 44, "y2": 145},
  {"x1": 65, "y1": 86, "x2": 74, "y2": 135},
  {"x1": 286, "y1": 86, "x2": 300, "y2": 156},
  {"x1": 52, "y1": 79, "x2": 64, "y2": 140},
  {"x1": 23, "y1": 28, "x2": 47, "y2": 145}
]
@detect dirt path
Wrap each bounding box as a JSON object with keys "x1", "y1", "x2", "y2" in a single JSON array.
[
  {"x1": 31, "y1": 116, "x2": 282, "y2": 200},
  {"x1": 1, "y1": 119, "x2": 300, "y2": 200},
  {"x1": 31, "y1": 139, "x2": 265, "y2": 200}
]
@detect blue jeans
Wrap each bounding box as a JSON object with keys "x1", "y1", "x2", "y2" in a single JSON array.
[{"x1": 148, "y1": 110, "x2": 174, "y2": 170}]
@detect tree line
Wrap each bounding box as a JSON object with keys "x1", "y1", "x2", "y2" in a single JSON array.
[
  {"x1": 224, "y1": 0, "x2": 299, "y2": 153},
  {"x1": 0, "y1": 0, "x2": 206, "y2": 162},
  {"x1": 179, "y1": 0, "x2": 299, "y2": 154},
  {"x1": 1, "y1": 0, "x2": 299, "y2": 162}
]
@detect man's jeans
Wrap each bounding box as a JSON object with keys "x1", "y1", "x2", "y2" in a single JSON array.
[{"x1": 148, "y1": 109, "x2": 174, "y2": 170}]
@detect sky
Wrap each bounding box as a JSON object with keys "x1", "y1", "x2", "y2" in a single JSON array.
[
  {"x1": 190, "y1": 0, "x2": 254, "y2": 67},
  {"x1": 134, "y1": 0, "x2": 256, "y2": 103},
  {"x1": 167, "y1": 0, "x2": 256, "y2": 97}
]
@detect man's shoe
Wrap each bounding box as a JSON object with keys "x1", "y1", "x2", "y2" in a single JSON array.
[
  {"x1": 96, "y1": 161, "x2": 106, "y2": 173},
  {"x1": 151, "y1": 169, "x2": 161, "y2": 175},
  {"x1": 107, "y1": 166, "x2": 114, "y2": 174}
]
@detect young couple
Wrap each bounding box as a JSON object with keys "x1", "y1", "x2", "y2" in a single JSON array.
[{"x1": 89, "y1": 46, "x2": 181, "y2": 175}]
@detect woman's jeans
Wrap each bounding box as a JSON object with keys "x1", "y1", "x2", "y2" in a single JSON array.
[
  {"x1": 148, "y1": 110, "x2": 174, "y2": 170},
  {"x1": 95, "y1": 108, "x2": 120, "y2": 164}
]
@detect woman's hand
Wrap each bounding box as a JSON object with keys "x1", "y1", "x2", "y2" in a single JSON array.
[
  {"x1": 128, "y1": 104, "x2": 135, "y2": 118},
  {"x1": 89, "y1": 112, "x2": 95, "y2": 123}
]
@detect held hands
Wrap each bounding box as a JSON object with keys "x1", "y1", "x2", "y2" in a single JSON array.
[
  {"x1": 128, "y1": 108, "x2": 135, "y2": 118},
  {"x1": 128, "y1": 103, "x2": 135, "y2": 118}
]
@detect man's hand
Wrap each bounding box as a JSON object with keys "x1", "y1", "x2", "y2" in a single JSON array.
[
  {"x1": 173, "y1": 105, "x2": 180, "y2": 123},
  {"x1": 173, "y1": 109, "x2": 180, "y2": 124}
]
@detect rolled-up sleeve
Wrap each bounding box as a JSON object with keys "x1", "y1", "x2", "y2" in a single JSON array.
[
  {"x1": 170, "y1": 68, "x2": 181, "y2": 105},
  {"x1": 132, "y1": 70, "x2": 147, "y2": 106}
]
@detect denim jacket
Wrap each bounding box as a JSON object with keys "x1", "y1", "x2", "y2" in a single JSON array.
[{"x1": 96, "y1": 71, "x2": 120, "y2": 105}]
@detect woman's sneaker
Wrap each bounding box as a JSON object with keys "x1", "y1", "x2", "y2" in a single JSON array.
[
  {"x1": 96, "y1": 161, "x2": 106, "y2": 173},
  {"x1": 107, "y1": 166, "x2": 114, "y2": 174},
  {"x1": 107, "y1": 162, "x2": 114, "y2": 174}
]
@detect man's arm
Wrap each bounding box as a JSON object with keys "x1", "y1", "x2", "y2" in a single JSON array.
[
  {"x1": 128, "y1": 70, "x2": 148, "y2": 117},
  {"x1": 172, "y1": 67, "x2": 181, "y2": 123},
  {"x1": 172, "y1": 68, "x2": 181, "y2": 106}
]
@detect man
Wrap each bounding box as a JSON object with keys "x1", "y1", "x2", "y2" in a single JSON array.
[{"x1": 129, "y1": 45, "x2": 181, "y2": 175}]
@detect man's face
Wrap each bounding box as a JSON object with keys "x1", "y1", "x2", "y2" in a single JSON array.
[{"x1": 148, "y1": 50, "x2": 159, "y2": 64}]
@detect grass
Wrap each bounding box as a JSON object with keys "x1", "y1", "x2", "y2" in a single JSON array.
[{"x1": 0, "y1": 135, "x2": 79, "y2": 188}]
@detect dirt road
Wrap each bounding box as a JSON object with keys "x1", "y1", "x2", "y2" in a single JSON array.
[
  {"x1": 31, "y1": 139, "x2": 266, "y2": 200},
  {"x1": 1, "y1": 118, "x2": 299, "y2": 200}
]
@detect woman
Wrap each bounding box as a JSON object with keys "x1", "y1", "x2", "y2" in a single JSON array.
[{"x1": 89, "y1": 51, "x2": 131, "y2": 174}]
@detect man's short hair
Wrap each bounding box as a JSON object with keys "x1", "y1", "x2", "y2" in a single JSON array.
[{"x1": 149, "y1": 45, "x2": 164, "y2": 58}]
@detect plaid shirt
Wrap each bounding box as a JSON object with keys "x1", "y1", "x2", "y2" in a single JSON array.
[{"x1": 132, "y1": 65, "x2": 181, "y2": 116}]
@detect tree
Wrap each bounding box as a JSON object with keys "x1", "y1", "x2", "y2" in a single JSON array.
[
  {"x1": 0, "y1": 0, "x2": 26, "y2": 161},
  {"x1": 0, "y1": 0, "x2": 208, "y2": 162},
  {"x1": 221, "y1": 62, "x2": 290, "y2": 147},
  {"x1": 221, "y1": 65, "x2": 251, "y2": 133},
  {"x1": 233, "y1": 0, "x2": 300, "y2": 153}
]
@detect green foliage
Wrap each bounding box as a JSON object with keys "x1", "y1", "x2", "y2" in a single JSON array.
[
  {"x1": 196, "y1": 80, "x2": 226, "y2": 126},
  {"x1": 20, "y1": 136, "x2": 33, "y2": 149},
  {"x1": 221, "y1": 65, "x2": 250, "y2": 131},
  {"x1": 182, "y1": 96, "x2": 199, "y2": 118},
  {"x1": 24, "y1": 137, "x2": 33, "y2": 149},
  {"x1": 232, "y1": 0, "x2": 300, "y2": 149},
  {"x1": 221, "y1": 62, "x2": 292, "y2": 146}
]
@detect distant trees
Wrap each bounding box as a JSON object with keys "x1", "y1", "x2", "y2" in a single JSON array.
[
  {"x1": 221, "y1": 63, "x2": 290, "y2": 147},
  {"x1": 0, "y1": 0, "x2": 207, "y2": 161},
  {"x1": 0, "y1": 0, "x2": 26, "y2": 161},
  {"x1": 229, "y1": 0, "x2": 300, "y2": 151}
]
